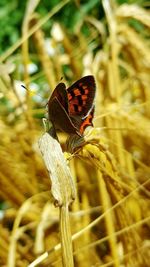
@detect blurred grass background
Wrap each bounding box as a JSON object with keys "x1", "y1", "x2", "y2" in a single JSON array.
[{"x1": 0, "y1": 0, "x2": 150, "y2": 266}]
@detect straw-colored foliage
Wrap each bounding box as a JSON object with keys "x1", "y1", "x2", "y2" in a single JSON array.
[{"x1": 0, "y1": 1, "x2": 150, "y2": 266}]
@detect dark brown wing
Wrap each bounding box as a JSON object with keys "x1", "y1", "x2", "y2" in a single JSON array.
[
  {"x1": 48, "y1": 97, "x2": 81, "y2": 136},
  {"x1": 48, "y1": 82, "x2": 68, "y2": 112}
]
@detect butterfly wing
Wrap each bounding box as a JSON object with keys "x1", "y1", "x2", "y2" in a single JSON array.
[
  {"x1": 67, "y1": 75, "x2": 96, "y2": 118},
  {"x1": 79, "y1": 106, "x2": 95, "y2": 135},
  {"x1": 48, "y1": 76, "x2": 95, "y2": 137},
  {"x1": 48, "y1": 97, "x2": 81, "y2": 136},
  {"x1": 48, "y1": 82, "x2": 68, "y2": 112}
]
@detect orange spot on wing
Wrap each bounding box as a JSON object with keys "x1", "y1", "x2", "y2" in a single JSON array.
[
  {"x1": 74, "y1": 88, "x2": 81, "y2": 96},
  {"x1": 82, "y1": 95, "x2": 88, "y2": 100},
  {"x1": 80, "y1": 119, "x2": 88, "y2": 134},
  {"x1": 80, "y1": 114, "x2": 93, "y2": 134},
  {"x1": 84, "y1": 89, "x2": 89, "y2": 94}
]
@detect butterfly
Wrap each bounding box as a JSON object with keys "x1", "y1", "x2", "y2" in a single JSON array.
[{"x1": 48, "y1": 75, "x2": 96, "y2": 137}]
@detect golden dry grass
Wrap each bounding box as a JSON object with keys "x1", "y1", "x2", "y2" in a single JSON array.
[{"x1": 0, "y1": 1, "x2": 150, "y2": 267}]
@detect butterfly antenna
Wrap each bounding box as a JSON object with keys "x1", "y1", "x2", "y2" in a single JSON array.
[
  {"x1": 21, "y1": 85, "x2": 43, "y2": 100},
  {"x1": 21, "y1": 84, "x2": 28, "y2": 90}
]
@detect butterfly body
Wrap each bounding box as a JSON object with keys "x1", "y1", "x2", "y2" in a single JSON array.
[{"x1": 48, "y1": 75, "x2": 96, "y2": 136}]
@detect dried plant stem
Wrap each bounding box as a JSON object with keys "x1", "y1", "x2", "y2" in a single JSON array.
[
  {"x1": 28, "y1": 179, "x2": 150, "y2": 267},
  {"x1": 21, "y1": 27, "x2": 34, "y2": 130},
  {"x1": 60, "y1": 26, "x2": 81, "y2": 78},
  {"x1": 60, "y1": 205, "x2": 74, "y2": 267},
  {"x1": 21, "y1": 0, "x2": 40, "y2": 130},
  {"x1": 22, "y1": 1, "x2": 40, "y2": 85},
  {"x1": 38, "y1": 132, "x2": 76, "y2": 267},
  {"x1": 32, "y1": 21, "x2": 57, "y2": 89},
  {"x1": 7, "y1": 200, "x2": 33, "y2": 267},
  {"x1": 0, "y1": 173, "x2": 25, "y2": 206},
  {"x1": 22, "y1": 22, "x2": 30, "y2": 90},
  {"x1": 105, "y1": 116, "x2": 126, "y2": 167},
  {"x1": 98, "y1": 173, "x2": 120, "y2": 267},
  {"x1": 69, "y1": 160, "x2": 86, "y2": 265},
  {"x1": 103, "y1": 0, "x2": 121, "y2": 100}
]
